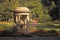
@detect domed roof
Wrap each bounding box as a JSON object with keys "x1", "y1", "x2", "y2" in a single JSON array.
[{"x1": 14, "y1": 7, "x2": 31, "y2": 13}]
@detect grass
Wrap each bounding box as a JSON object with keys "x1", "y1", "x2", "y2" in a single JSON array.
[
  {"x1": 43, "y1": 28, "x2": 60, "y2": 31},
  {"x1": 0, "y1": 22, "x2": 13, "y2": 31},
  {"x1": 36, "y1": 22, "x2": 60, "y2": 31},
  {"x1": 0, "y1": 21, "x2": 60, "y2": 32}
]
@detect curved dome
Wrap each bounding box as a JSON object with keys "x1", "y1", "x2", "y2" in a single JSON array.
[{"x1": 14, "y1": 7, "x2": 31, "y2": 13}]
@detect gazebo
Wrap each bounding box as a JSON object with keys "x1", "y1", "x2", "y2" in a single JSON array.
[{"x1": 13, "y1": 7, "x2": 31, "y2": 33}]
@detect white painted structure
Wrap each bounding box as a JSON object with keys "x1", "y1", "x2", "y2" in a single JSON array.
[{"x1": 13, "y1": 7, "x2": 31, "y2": 33}]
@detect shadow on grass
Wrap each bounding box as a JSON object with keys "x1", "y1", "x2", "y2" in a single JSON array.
[
  {"x1": 0, "y1": 30, "x2": 60, "y2": 37},
  {"x1": 31, "y1": 30, "x2": 60, "y2": 37},
  {"x1": 0, "y1": 30, "x2": 33, "y2": 37}
]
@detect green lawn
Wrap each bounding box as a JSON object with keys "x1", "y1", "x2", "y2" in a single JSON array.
[
  {"x1": 0, "y1": 22, "x2": 60, "y2": 32},
  {"x1": 0, "y1": 22, "x2": 13, "y2": 31}
]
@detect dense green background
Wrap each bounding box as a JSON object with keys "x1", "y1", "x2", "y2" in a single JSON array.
[
  {"x1": 0, "y1": 0, "x2": 60, "y2": 31},
  {"x1": 0, "y1": 0, "x2": 51, "y2": 22}
]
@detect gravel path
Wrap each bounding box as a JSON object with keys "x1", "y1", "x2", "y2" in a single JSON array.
[{"x1": 0, "y1": 36, "x2": 60, "y2": 40}]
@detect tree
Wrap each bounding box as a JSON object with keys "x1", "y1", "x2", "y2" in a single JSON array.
[
  {"x1": 41, "y1": 0, "x2": 60, "y2": 21},
  {"x1": 19, "y1": 0, "x2": 51, "y2": 22},
  {"x1": 0, "y1": 0, "x2": 20, "y2": 21},
  {"x1": 0, "y1": 0, "x2": 51, "y2": 22}
]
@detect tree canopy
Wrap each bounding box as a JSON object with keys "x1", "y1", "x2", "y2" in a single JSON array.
[{"x1": 0, "y1": 0, "x2": 60, "y2": 22}]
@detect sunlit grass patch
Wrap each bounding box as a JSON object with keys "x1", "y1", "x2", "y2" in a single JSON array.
[
  {"x1": 0, "y1": 22, "x2": 13, "y2": 30},
  {"x1": 37, "y1": 22, "x2": 60, "y2": 31},
  {"x1": 28, "y1": 26, "x2": 37, "y2": 32},
  {"x1": 44, "y1": 28, "x2": 60, "y2": 32},
  {"x1": 52, "y1": 24, "x2": 60, "y2": 26}
]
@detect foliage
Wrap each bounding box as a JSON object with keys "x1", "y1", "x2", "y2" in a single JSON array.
[
  {"x1": 0, "y1": 0, "x2": 20, "y2": 21},
  {"x1": 19, "y1": 0, "x2": 51, "y2": 22},
  {"x1": 0, "y1": 0, "x2": 60, "y2": 30},
  {"x1": 41, "y1": 0, "x2": 60, "y2": 20},
  {"x1": 0, "y1": 0, "x2": 51, "y2": 22},
  {"x1": 0, "y1": 0, "x2": 60, "y2": 22}
]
